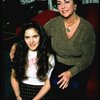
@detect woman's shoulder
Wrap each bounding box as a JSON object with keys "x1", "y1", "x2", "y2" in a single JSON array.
[
  {"x1": 48, "y1": 54, "x2": 55, "y2": 60},
  {"x1": 44, "y1": 16, "x2": 61, "y2": 27},
  {"x1": 79, "y1": 17, "x2": 95, "y2": 36},
  {"x1": 80, "y1": 17, "x2": 94, "y2": 28},
  {"x1": 48, "y1": 54, "x2": 55, "y2": 67}
]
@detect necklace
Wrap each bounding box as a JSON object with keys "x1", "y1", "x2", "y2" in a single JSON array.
[
  {"x1": 65, "y1": 16, "x2": 78, "y2": 33},
  {"x1": 66, "y1": 27, "x2": 71, "y2": 32}
]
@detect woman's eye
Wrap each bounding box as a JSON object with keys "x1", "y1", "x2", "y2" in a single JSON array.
[
  {"x1": 24, "y1": 36, "x2": 29, "y2": 39},
  {"x1": 65, "y1": 0, "x2": 70, "y2": 3},
  {"x1": 57, "y1": 0, "x2": 70, "y2": 6},
  {"x1": 57, "y1": 2, "x2": 61, "y2": 6}
]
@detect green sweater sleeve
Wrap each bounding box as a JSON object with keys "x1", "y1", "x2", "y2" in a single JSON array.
[{"x1": 70, "y1": 23, "x2": 96, "y2": 77}]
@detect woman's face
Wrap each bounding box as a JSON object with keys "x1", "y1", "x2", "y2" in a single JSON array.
[
  {"x1": 57, "y1": 0, "x2": 76, "y2": 18},
  {"x1": 24, "y1": 28, "x2": 40, "y2": 51}
]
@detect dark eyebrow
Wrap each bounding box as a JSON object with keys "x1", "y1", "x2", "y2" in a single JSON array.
[
  {"x1": 24, "y1": 34, "x2": 39, "y2": 37},
  {"x1": 57, "y1": 0, "x2": 61, "y2": 2},
  {"x1": 24, "y1": 36, "x2": 30, "y2": 38},
  {"x1": 33, "y1": 34, "x2": 39, "y2": 37}
]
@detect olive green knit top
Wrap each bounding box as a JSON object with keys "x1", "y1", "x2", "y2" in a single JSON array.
[{"x1": 44, "y1": 16, "x2": 96, "y2": 77}]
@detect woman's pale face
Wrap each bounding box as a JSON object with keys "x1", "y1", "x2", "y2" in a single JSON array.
[
  {"x1": 57, "y1": 0, "x2": 76, "y2": 17},
  {"x1": 24, "y1": 28, "x2": 40, "y2": 51}
]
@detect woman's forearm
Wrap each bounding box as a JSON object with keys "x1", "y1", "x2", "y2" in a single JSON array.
[
  {"x1": 32, "y1": 79, "x2": 51, "y2": 100},
  {"x1": 11, "y1": 70, "x2": 20, "y2": 97}
]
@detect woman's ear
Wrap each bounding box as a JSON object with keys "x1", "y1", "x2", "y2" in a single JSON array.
[{"x1": 74, "y1": 4, "x2": 77, "y2": 10}]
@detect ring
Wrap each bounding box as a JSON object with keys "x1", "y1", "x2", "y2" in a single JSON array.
[{"x1": 66, "y1": 82, "x2": 68, "y2": 84}]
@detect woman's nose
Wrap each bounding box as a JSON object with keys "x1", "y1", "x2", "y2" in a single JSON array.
[
  {"x1": 62, "y1": 3, "x2": 66, "y2": 8},
  {"x1": 30, "y1": 38, "x2": 34, "y2": 43}
]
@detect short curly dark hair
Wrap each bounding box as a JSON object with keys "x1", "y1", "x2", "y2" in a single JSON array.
[{"x1": 52, "y1": 0, "x2": 82, "y2": 9}]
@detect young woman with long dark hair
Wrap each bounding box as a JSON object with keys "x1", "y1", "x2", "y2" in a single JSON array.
[{"x1": 11, "y1": 21, "x2": 55, "y2": 100}]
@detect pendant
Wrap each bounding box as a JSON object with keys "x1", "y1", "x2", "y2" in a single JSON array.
[{"x1": 66, "y1": 27, "x2": 70, "y2": 32}]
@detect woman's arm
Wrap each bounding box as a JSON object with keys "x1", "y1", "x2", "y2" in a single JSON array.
[
  {"x1": 10, "y1": 43, "x2": 17, "y2": 61},
  {"x1": 32, "y1": 79, "x2": 51, "y2": 100},
  {"x1": 32, "y1": 54, "x2": 55, "y2": 100},
  {"x1": 11, "y1": 69, "x2": 22, "y2": 100}
]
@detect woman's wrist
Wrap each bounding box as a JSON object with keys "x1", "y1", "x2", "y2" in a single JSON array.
[
  {"x1": 16, "y1": 95, "x2": 20, "y2": 98},
  {"x1": 32, "y1": 96, "x2": 40, "y2": 100}
]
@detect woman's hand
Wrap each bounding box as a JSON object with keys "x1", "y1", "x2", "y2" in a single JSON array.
[
  {"x1": 57, "y1": 70, "x2": 72, "y2": 89},
  {"x1": 32, "y1": 97, "x2": 40, "y2": 100},
  {"x1": 16, "y1": 96, "x2": 22, "y2": 100}
]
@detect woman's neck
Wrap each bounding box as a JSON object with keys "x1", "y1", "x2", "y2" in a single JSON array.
[
  {"x1": 64, "y1": 13, "x2": 78, "y2": 26},
  {"x1": 64, "y1": 13, "x2": 79, "y2": 33}
]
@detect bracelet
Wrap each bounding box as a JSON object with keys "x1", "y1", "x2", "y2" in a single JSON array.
[{"x1": 16, "y1": 95, "x2": 20, "y2": 98}]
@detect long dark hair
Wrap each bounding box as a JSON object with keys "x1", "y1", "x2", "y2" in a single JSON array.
[{"x1": 12, "y1": 21, "x2": 50, "y2": 82}]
